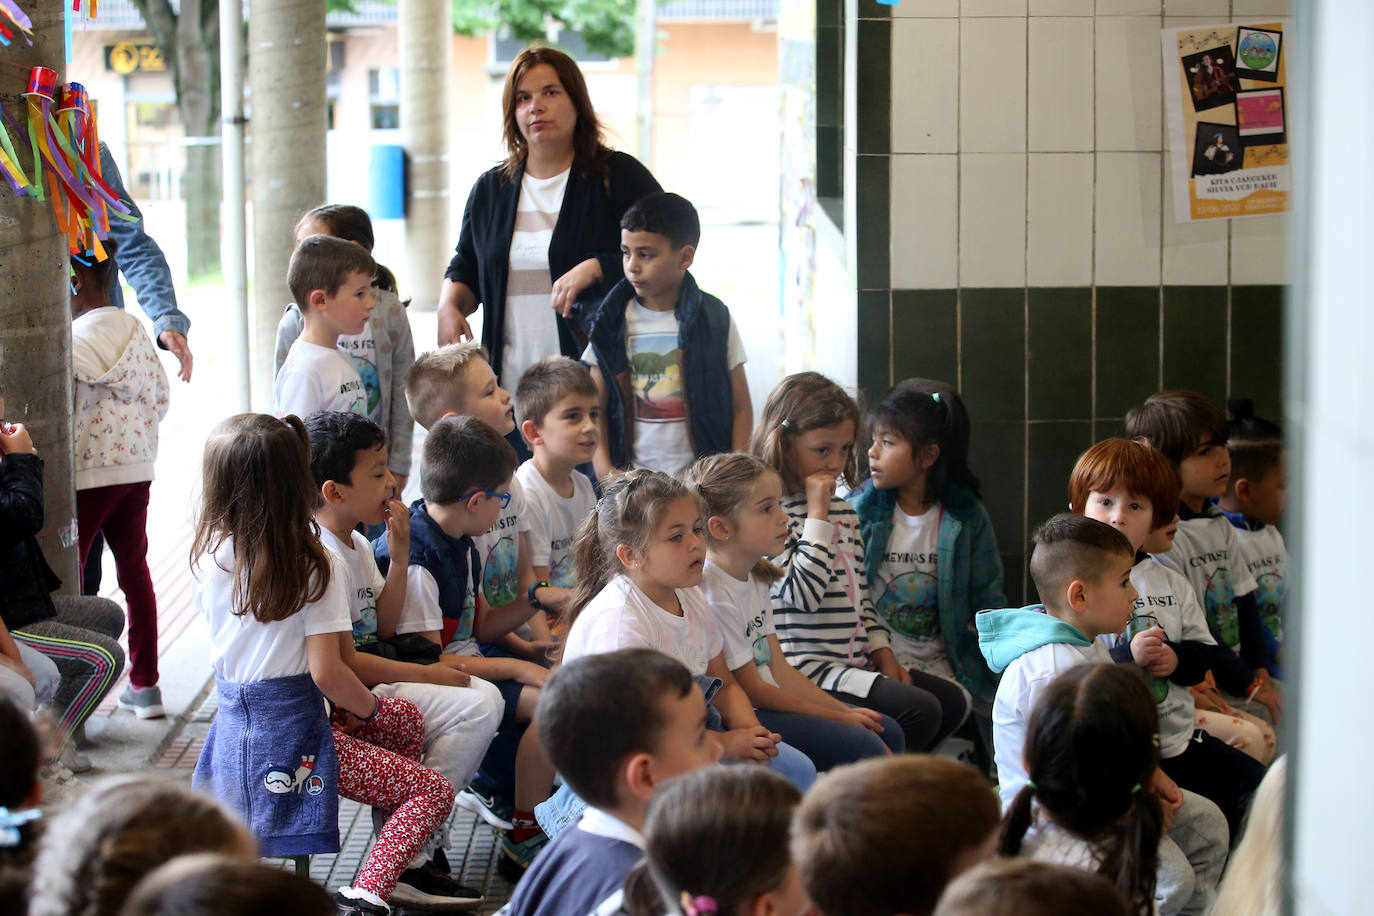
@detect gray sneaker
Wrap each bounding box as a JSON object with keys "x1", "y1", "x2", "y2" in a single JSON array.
[{"x1": 118, "y1": 685, "x2": 165, "y2": 719}]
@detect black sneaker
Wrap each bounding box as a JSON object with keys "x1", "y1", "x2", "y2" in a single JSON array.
[
  {"x1": 389, "y1": 867, "x2": 483, "y2": 911},
  {"x1": 454, "y1": 783, "x2": 514, "y2": 831},
  {"x1": 333, "y1": 890, "x2": 389, "y2": 915},
  {"x1": 426, "y1": 847, "x2": 451, "y2": 877}
]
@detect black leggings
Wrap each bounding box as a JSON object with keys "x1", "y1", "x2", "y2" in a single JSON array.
[
  {"x1": 827, "y1": 669, "x2": 971, "y2": 753},
  {"x1": 1160, "y1": 729, "x2": 1266, "y2": 843}
]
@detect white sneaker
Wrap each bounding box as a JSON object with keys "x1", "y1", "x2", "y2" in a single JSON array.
[{"x1": 118, "y1": 684, "x2": 165, "y2": 719}]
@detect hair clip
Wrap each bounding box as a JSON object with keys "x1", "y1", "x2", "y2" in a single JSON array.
[
  {"x1": 1025, "y1": 780, "x2": 1036, "y2": 791},
  {"x1": 931, "y1": 392, "x2": 941, "y2": 404},
  {"x1": 0, "y1": 807, "x2": 40, "y2": 847},
  {"x1": 1129, "y1": 783, "x2": 1141, "y2": 795},
  {"x1": 779, "y1": 418, "x2": 791, "y2": 430},
  {"x1": 681, "y1": 892, "x2": 718, "y2": 916}
]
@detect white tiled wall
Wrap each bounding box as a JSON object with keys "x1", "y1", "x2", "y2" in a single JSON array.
[{"x1": 888, "y1": 4, "x2": 1291, "y2": 290}]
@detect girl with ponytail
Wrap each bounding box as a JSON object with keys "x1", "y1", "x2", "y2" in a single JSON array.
[
  {"x1": 1000, "y1": 663, "x2": 1165, "y2": 916},
  {"x1": 561, "y1": 469, "x2": 816, "y2": 790},
  {"x1": 686, "y1": 453, "x2": 898, "y2": 768}
]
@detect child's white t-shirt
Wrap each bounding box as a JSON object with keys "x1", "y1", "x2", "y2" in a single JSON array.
[
  {"x1": 582, "y1": 302, "x2": 746, "y2": 474},
  {"x1": 993, "y1": 639, "x2": 1112, "y2": 810},
  {"x1": 1235, "y1": 524, "x2": 1287, "y2": 642},
  {"x1": 473, "y1": 476, "x2": 531, "y2": 612},
  {"x1": 1100, "y1": 558, "x2": 1216, "y2": 759},
  {"x1": 194, "y1": 537, "x2": 352, "y2": 683},
  {"x1": 274, "y1": 339, "x2": 366, "y2": 418},
  {"x1": 319, "y1": 527, "x2": 386, "y2": 646},
  {"x1": 700, "y1": 559, "x2": 779, "y2": 687},
  {"x1": 503, "y1": 167, "x2": 570, "y2": 388},
  {"x1": 562, "y1": 574, "x2": 724, "y2": 676},
  {"x1": 1152, "y1": 511, "x2": 1258, "y2": 652},
  {"x1": 336, "y1": 321, "x2": 382, "y2": 421},
  {"x1": 515, "y1": 460, "x2": 597, "y2": 588},
  {"x1": 872, "y1": 502, "x2": 952, "y2": 679}
]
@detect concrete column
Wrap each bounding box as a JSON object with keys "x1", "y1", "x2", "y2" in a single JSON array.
[
  {"x1": 399, "y1": 0, "x2": 451, "y2": 310},
  {"x1": 248, "y1": 0, "x2": 327, "y2": 405},
  {"x1": 0, "y1": 1, "x2": 78, "y2": 588}
]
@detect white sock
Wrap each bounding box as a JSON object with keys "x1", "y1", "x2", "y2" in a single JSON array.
[{"x1": 337, "y1": 886, "x2": 389, "y2": 911}]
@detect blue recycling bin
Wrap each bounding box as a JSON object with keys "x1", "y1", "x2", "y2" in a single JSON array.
[{"x1": 368, "y1": 145, "x2": 405, "y2": 220}]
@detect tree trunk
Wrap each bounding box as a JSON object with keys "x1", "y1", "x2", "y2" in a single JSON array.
[
  {"x1": 176, "y1": 0, "x2": 222, "y2": 278},
  {"x1": 400, "y1": 0, "x2": 451, "y2": 310},
  {"x1": 0, "y1": 1, "x2": 78, "y2": 590},
  {"x1": 249, "y1": 0, "x2": 327, "y2": 405}
]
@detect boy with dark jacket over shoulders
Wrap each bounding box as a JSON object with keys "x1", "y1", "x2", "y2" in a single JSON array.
[{"x1": 581, "y1": 192, "x2": 752, "y2": 478}]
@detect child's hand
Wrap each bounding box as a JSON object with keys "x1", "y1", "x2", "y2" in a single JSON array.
[
  {"x1": 1152, "y1": 767, "x2": 1183, "y2": 834},
  {"x1": 719, "y1": 726, "x2": 781, "y2": 764},
  {"x1": 1191, "y1": 683, "x2": 1231, "y2": 714},
  {"x1": 1144, "y1": 642, "x2": 1178, "y2": 678},
  {"x1": 425, "y1": 664, "x2": 471, "y2": 688},
  {"x1": 524, "y1": 639, "x2": 561, "y2": 665},
  {"x1": 841, "y1": 708, "x2": 886, "y2": 736},
  {"x1": 871, "y1": 647, "x2": 912, "y2": 685},
  {"x1": 1251, "y1": 681, "x2": 1282, "y2": 722},
  {"x1": 804, "y1": 471, "x2": 837, "y2": 521},
  {"x1": 0, "y1": 422, "x2": 36, "y2": 456},
  {"x1": 1129, "y1": 626, "x2": 1167, "y2": 668},
  {"x1": 507, "y1": 658, "x2": 550, "y2": 689},
  {"x1": 384, "y1": 498, "x2": 410, "y2": 554}
]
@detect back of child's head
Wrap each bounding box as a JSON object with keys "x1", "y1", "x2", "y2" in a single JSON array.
[
  {"x1": 1123, "y1": 389, "x2": 1228, "y2": 468},
  {"x1": 623, "y1": 767, "x2": 801, "y2": 916},
  {"x1": 1213, "y1": 755, "x2": 1286, "y2": 916},
  {"x1": 71, "y1": 239, "x2": 121, "y2": 297},
  {"x1": 286, "y1": 234, "x2": 377, "y2": 311},
  {"x1": 0, "y1": 697, "x2": 41, "y2": 911},
  {"x1": 1067, "y1": 438, "x2": 1180, "y2": 530},
  {"x1": 296, "y1": 203, "x2": 403, "y2": 295},
  {"x1": 1028, "y1": 513, "x2": 1134, "y2": 610},
  {"x1": 932, "y1": 859, "x2": 1132, "y2": 916},
  {"x1": 620, "y1": 191, "x2": 701, "y2": 250},
  {"x1": 1225, "y1": 398, "x2": 1284, "y2": 487},
  {"x1": 117, "y1": 853, "x2": 335, "y2": 916},
  {"x1": 567, "y1": 468, "x2": 702, "y2": 628},
  {"x1": 29, "y1": 775, "x2": 254, "y2": 916},
  {"x1": 191, "y1": 413, "x2": 332, "y2": 623},
  {"x1": 751, "y1": 371, "x2": 862, "y2": 493},
  {"x1": 420, "y1": 414, "x2": 518, "y2": 507},
  {"x1": 515, "y1": 356, "x2": 599, "y2": 430},
  {"x1": 405, "y1": 342, "x2": 492, "y2": 430},
  {"x1": 683, "y1": 452, "x2": 784, "y2": 585},
  {"x1": 305, "y1": 410, "x2": 386, "y2": 492},
  {"x1": 999, "y1": 663, "x2": 1162, "y2": 916},
  {"x1": 870, "y1": 378, "x2": 981, "y2": 500},
  {"x1": 792, "y1": 756, "x2": 999, "y2": 916},
  {"x1": 538, "y1": 648, "x2": 697, "y2": 810}
]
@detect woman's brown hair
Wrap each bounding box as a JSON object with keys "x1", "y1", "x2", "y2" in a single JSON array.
[
  {"x1": 191, "y1": 414, "x2": 333, "y2": 623},
  {"x1": 500, "y1": 45, "x2": 610, "y2": 181},
  {"x1": 750, "y1": 371, "x2": 863, "y2": 494},
  {"x1": 683, "y1": 452, "x2": 785, "y2": 584}
]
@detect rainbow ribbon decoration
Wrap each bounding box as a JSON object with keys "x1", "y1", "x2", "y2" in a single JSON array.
[{"x1": 0, "y1": 0, "x2": 35, "y2": 46}]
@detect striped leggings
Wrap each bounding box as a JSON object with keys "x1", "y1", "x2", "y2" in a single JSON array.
[
  {"x1": 13, "y1": 595, "x2": 124, "y2": 755},
  {"x1": 334, "y1": 696, "x2": 454, "y2": 900}
]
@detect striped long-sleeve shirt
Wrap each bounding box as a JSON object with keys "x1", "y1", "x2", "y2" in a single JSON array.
[{"x1": 768, "y1": 494, "x2": 892, "y2": 695}]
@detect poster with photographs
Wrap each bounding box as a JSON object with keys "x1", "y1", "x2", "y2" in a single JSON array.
[{"x1": 1162, "y1": 21, "x2": 1292, "y2": 222}]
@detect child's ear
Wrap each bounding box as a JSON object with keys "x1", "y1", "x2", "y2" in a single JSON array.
[
  {"x1": 918, "y1": 442, "x2": 941, "y2": 472},
  {"x1": 615, "y1": 543, "x2": 640, "y2": 570},
  {"x1": 707, "y1": 514, "x2": 732, "y2": 542},
  {"x1": 677, "y1": 244, "x2": 696, "y2": 271},
  {"x1": 320, "y1": 480, "x2": 345, "y2": 507},
  {"x1": 521, "y1": 418, "x2": 542, "y2": 448},
  {"x1": 307, "y1": 288, "x2": 329, "y2": 311},
  {"x1": 1065, "y1": 578, "x2": 1090, "y2": 613},
  {"x1": 1233, "y1": 476, "x2": 1253, "y2": 503},
  {"x1": 623, "y1": 751, "x2": 656, "y2": 801}
]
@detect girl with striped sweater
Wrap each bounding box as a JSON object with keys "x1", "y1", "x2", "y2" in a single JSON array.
[{"x1": 750, "y1": 373, "x2": 968, "y2": 752}]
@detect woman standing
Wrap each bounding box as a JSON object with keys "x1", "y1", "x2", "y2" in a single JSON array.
[{"x1": 438, "y1": 46, "x2": 661, "y2": 390}]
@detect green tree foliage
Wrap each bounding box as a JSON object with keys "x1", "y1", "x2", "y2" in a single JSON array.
[{"x1": 451, "y1": 0, "x2": 637, "y2": 60}]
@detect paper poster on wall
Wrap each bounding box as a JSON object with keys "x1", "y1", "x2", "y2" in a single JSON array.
[{"x1": 1162, "y1": 21, "x2": 1292, "y2": 222}]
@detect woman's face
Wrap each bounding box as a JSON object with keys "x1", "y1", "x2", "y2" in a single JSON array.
[{"x1": 514, "y1": 63, "x2": 577, "y2": 153}]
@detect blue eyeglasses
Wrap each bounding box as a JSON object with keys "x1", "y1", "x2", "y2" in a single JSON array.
[{"x1": 468, "y1": 489, "x2": 512, "y2": 509}]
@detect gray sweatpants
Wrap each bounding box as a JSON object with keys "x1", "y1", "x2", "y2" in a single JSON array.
[{"x1": 1156, "y1": 788, "x2": 1229, "y2": 915}]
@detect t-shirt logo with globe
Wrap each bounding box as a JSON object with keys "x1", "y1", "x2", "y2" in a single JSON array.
[
  {"x1": 1255, "y1": 570, "x2": 1285, "y2": 641},
  {"x1": 483, "y1": 536, "x2": 519, "y2": 608},
  {"x1": 877, "y1": 570, "x2": 939, "y2": 640},
  {"x1": 550, "y1": 553, "x2": 577, "y2": 589},
  {"x1": 1203, "y1": 566, "x2": 1239, "y2": 647}
]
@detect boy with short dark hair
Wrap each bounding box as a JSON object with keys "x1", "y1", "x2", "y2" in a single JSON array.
[
  {"x1": 1125, "y1": 390, "x2": 1281, "y2": 723},
  {"x1": 506, "y1": 649, "x2": 723, "y2": 916},
  {"x1": 275, "y1": 236, "x2": 376, "y2": 417},
  {"x1": 514, "y1": 357, "x2": 601, "y2": 618},
  {"x1": 372, "y1": 414, "x2": 555, "y2": 880},
  {"x1": 306, "y1": 411, "x2": 503, "y2": 909},
  {"x1": 581, "y1": 191, "x2": 752, "y2": 477},
  {"x1": 977, "y1": 514, "x2": 1228, "y2": 916}
]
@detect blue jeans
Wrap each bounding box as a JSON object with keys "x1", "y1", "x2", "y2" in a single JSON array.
[{"x1": 756, "y1": 708, "x2": 896, "y2": 769}]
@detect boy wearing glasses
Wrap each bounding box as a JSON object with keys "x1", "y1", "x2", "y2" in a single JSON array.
[
  {"x1": 374, "y1": 411, "x2": 557, "y2": 879},
  {"x1": 1068, "y1": 438, "x2": 1264, "y2": 842}
]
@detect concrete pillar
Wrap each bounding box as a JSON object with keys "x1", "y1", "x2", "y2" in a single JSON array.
[
  {"x1": 399, "y1": 0, "x2": 451, "y2": 310},
  {"x1": 0, "y1": 1, "x2": 78, "y2": 588},
  {"x1": 248, "y1": 0, "x2": 327, "y2": 405}
]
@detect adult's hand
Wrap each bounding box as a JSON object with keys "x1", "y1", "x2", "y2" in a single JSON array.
[
  {"x1": 437, "y1": 279, "x2": 478, "y2": 345},
  {"x1": 159, "y1": 330, "x2": 193, "y2": 382},
  {"x1": 550, "y1": 258, "x2": 603, "y2": 318}
]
